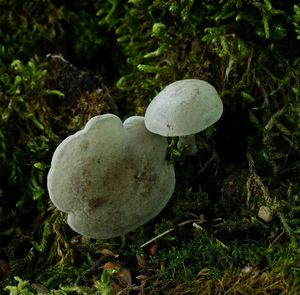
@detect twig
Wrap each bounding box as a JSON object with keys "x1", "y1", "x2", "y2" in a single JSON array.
[
  {"x1": 140, "y1": 228, "x2": 175, "y2": 248},
  {"x1": 140, "y1": 219, "x2": 203, "y2": 248}
]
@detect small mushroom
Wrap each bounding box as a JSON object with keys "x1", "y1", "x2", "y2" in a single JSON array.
[
  {"x1": 145, "y1": 79, "x2": 223, "y2": 155},
  {"x1": 47, "y1": 114, "x2": 175, "y2": 239}
]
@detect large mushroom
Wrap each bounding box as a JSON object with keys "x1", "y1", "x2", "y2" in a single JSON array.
[
  {"x1": 47, "y1": 114, "x2": 175, "y2": 239},
  {"x1": 145, "y1": 79, "x2": 223, "y2": 155}
]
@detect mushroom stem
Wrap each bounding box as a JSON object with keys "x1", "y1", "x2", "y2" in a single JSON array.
[{"x1": 177, "y1": 135, "x2": 198, "y2": 155}]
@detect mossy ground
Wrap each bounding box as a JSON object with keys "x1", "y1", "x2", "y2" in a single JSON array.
[{"x1": 1, "y1": 0, "x2": 300, "y2": 294}]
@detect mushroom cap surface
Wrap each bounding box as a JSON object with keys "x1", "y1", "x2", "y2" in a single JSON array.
[
  {"x1": 145, "y1": 79, "x2": 223, "y2": 136},
  {"x1": 47, "y1": 114, "x2": 175, "y2": 239}
]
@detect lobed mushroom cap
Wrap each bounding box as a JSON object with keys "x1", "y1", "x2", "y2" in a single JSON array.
[
  {"x1": 145, "y1": 79, "x2": 223, "y2": 136},
  {"x1": 47, "y1": 114, "x2": 175, "y2": 239}
]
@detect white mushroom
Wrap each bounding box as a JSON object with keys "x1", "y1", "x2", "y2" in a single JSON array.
[
  {"x1": 47, "y1": 114, "x2": 175, "y2": 239},
  {"x1": 145, "y1": 79, "x2": 223, "y2": 155}
]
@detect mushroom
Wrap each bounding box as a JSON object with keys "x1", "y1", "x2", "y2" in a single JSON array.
[
  {"x1": 47, "y1": 114, "x2": 175, "y2": 239},
  {"x1": 144, "y1": 79, "x2": 223, "y2": 155}
]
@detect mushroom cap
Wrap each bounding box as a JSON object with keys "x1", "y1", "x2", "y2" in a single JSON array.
[
  {"x1": 145, "y1": 79, "x2": 223, "y2": 136},
  {"x1": 47, "y1": 114, "x2": 175, "y2": 239}
]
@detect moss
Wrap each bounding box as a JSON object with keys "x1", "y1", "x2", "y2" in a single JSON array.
[{"x1": 1, "y1": 0, "x2": 300, "y2": 294}]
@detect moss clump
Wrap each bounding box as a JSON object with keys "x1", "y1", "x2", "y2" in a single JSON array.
[{"x1": 1, "y1": 0, "x2": 300, "y2": 294}]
